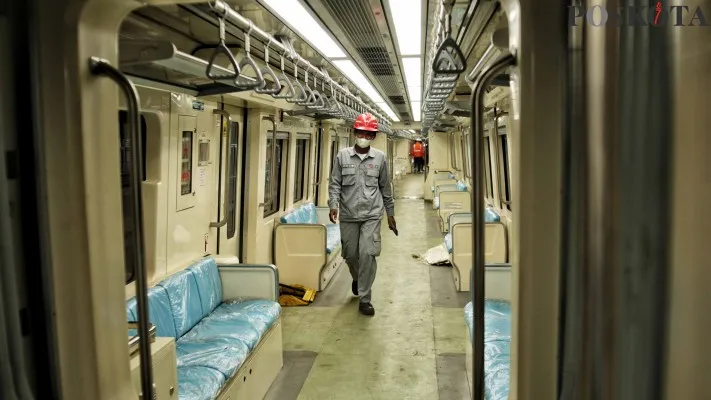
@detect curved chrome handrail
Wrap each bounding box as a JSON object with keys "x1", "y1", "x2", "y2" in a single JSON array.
[
  {"x1": 89, "y1": 57, "x2": 154, "y2": 400},
  {"x1": 469, "y1": 50, "x2": 516, "y2": 400}
]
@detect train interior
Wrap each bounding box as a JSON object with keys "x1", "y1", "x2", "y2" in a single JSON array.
[{"x1": 1, "y1": 0, "x2": 710, "y2": 399}]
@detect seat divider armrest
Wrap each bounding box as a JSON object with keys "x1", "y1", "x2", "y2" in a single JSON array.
[{"x1": 217, "y1": 263, "x2": 279, "y2": 302}]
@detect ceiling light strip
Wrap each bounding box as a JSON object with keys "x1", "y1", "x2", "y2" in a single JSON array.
[
  {"x1": 260, "y1": 0, "x2": 345, "y2": 58},
  {"x1": 388, "y1": 0, "x2": 423, "y2": 56}
]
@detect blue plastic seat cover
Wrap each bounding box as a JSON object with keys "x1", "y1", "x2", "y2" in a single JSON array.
[
  {"x1": 127, "y1": 285, "x2": 179, "y2": 338},
  {"x1": 207, "y1": 299, "x2": 282, "y2": 337},
  {"x1": 181, "y1": 316, "x2": 262, "y2": 351},
  {"x1": 325, "y1": 224, "x2": 341, "y2": 254},
  {"x1": 484, "y1": 207, "x2": 501, "y2": 223},
  {"x1": 176, "y1": 337, "x2": 249, "y2": 379},
  {"x1": 177, "y1": 366, "x2": 225, "y2": 400},
  {"x1": 444, "y1": 233, "x2": 453, "y2": 253},
  {"x1": 464, "y1": 300, "x2": 511, "y2": 400},
  {"x1": 434, "y1": 197, "x2": 440, "y2": 209},
  {"x1": 158, "y1": 270, "x2": 205, "y2": 337},
  {"x1": 188, "y1": 258, "x2": 224, "y2": 316}
]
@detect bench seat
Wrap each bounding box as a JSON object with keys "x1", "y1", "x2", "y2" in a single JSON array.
[
  {"x1": 274, "y1": 202, "x2": 344, "y2": 290},
  {"x1": 178, "y1": 366, "x2": 226, "y2": 400},
  {"x1": 447, "y1": 210, "x2": 508, "y2": 292},
  {"x1": 464, "y1": 300, "x2": 511, "y2": 400},
  {"x1": 443, "y1": 208, "x2": 501, "y2": 254},
  {"x1": 126, "y1": 258, "x2": 283, "y2": 400}
]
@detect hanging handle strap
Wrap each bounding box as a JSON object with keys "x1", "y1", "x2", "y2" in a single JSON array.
[
  {"x1": 206, "y1": 16, "x2": 240, "y2": 80},
  {"x1": 287, "y1": 58, "x2": 309, "y2": 103},
  {"x1": 255, "y1": 37, "x2": 282, "y2": 94},
  {"x1": 234, "y1": 22, "x2": 265, "y2": 89},
  {"x1": 271, "y1": 51, "x2": 295, "y2": 99}
]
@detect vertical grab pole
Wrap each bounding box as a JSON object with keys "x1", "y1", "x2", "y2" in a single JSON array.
[
  {"x1": 469, "y1": 51, "x2": 515, "y2": 400},
  {"x1": 88, "y1": 57, "x2": 155, "y2": 399},
  {"x1": 210, "y1": 109, "x2": 234, "y2": 228}
]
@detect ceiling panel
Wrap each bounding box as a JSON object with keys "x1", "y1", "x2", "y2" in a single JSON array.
[{"x1": 306, "y1": 0, "x2": 412, "y2": 120}]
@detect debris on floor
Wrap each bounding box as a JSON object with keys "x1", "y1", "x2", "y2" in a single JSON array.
[
  {"x1": 278, "y1": 283, "x2": 316, "y2": 307},
  {"x1": 414, "y1": 244, "x2": 451, "y2": 266}
]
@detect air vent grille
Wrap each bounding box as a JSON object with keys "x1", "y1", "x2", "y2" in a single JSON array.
[
  {"x1": 357, "y1": 46, "x2": 394, "y2": 76},
  {"x1": 388, "y1": 95, "x2": 406, "y2": 104},
  {"x1": 321, "y1": 0, "x2": 400, "y2": 95}
]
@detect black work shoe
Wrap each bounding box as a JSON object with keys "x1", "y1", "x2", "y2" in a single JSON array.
[
  {"x1": 352, "y1": 280, "x2": 358, "y2": 296},
  {"x1": 359, "y1": 302, "x2": 375, "y2": 316}
]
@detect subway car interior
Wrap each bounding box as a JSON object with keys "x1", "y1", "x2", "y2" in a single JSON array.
[{"x1": 1, "y1": 0, "x2": 710, "y2": 399}]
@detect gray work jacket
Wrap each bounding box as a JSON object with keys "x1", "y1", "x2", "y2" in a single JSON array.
[{"x1": 328, "y1": 147, "x2": 395, "y2": 222}]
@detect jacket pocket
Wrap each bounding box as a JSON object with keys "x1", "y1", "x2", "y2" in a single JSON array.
[
  {"x1": 368, "y1": 228, "x2": 382, "y2": 256},
  {"x1": 365, "y1": 168, "x2": 379, "y2": 187},
  {"x1": 342, "y1": 168, "x2": 356, "y2": 186}
]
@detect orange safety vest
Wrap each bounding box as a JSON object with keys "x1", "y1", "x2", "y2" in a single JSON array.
[{"x1": 411, "y1": 142, "x2": 424, "y2": 158}]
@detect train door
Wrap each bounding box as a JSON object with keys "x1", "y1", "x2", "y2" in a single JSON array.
[{"x1": 212, "y1": 107, "x2": 243, "y2": 260}]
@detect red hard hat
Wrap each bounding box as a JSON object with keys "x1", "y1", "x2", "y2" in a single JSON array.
[{"x1": 353, "y1": 113, "x2": 379, "y2": 132}]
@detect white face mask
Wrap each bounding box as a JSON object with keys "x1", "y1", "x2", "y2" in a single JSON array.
[{"x1": 355, "y1": 138, "x2": 372, "y2": 148}]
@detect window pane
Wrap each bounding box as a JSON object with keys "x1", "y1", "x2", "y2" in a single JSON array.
[
  {"x1": 118, "y1": 111, "x2": 147, "y2": 285},
  {"x1": 484, "y1": 137, "x2": 493, "y2": 198},
  {"x1": 275, "y1": 139, "x2": 285, "y2": 208},
  {"x1": 294, "y1": 139, "x2": 307, "y2": 202},
  {"x1": 500, "y1": 135, "x2": 511, "y2": 208},
  {"x1": 330, "y1": 137, "x2": 338, "y2": 175},
  {"x1": 264, "y1": 137, "x2": 274, "y2": 216},
  {"x1": 226, "y1": 122, "x2": 239, "y2": 239},
  {"x1": 181, "y1": 131, "x2": 193, "y2": 195}
]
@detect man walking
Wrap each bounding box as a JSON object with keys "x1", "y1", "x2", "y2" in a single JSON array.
[
  {"x1": 328, "y1": 113, "x2": 396, "y2": 316},
  {"x1": 410, "y1": 138, "x2": 425, "y2": 173}
]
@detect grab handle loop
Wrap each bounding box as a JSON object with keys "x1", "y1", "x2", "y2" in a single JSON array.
[
  {"x1": 271, "y1": 52, "x2": 295, "y2": 99},
  {"x1": 234, "y1": 22, "x2": 264, "y2": 89},
  {"x1": 287, "y1": 59, "x2": 309, "y2": 103},
  {"x1": 206, "y1": 16, "x2": 240, "y2": 81},
  {"x1": 297, "y1": 69, "x2": 316, "y2": 106},
  {"x1": 255, "y1": 37, "x2": 282, "y2": 95}
]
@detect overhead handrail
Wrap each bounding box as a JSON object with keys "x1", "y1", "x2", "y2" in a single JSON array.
[
  {"x1": 205, "y1": 0, "x2": 393, "y2": 124},
  {"x1": 205, "y1": 15, "x2": 240, "y2": 81},
  {"x1": 210, "y1": 109, "x2": 236, "y2": 228},
  {"x1": 89, "y1": 57, "x2": 155, "y2": 400},
  {"x1": 469, "y1": 51, "x2": 516, "y2": 400},
  {"x1": 234, "y1": 21, "x2": 264, "y2": 89},
  {"x1": 255, "y1": 37, "x2": 282, "y2": 95}
]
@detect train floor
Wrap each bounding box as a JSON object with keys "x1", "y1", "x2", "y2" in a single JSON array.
[{"x1": 264, "y1": 173, "x2": 471, "y2": 400}]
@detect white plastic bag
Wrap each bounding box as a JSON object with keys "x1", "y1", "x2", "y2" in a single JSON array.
[{"x1": 418, "y1": 243, "x2": 451, "y2": 266}]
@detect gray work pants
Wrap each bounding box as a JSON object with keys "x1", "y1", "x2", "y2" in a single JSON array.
[{"x1": 339, "y1": 219, "x2": 382, "y2": 303}]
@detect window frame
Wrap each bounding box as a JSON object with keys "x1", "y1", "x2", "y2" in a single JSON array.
[
  {"x1": 461, "y1": 133, "x2": 470, "y2": 179},
  {"x1": 293, "y1": 134, "x2": 310, "y2": 203},
  {"x1": 497, "y1": 125, "x2": 512, "y2": 210},
  {"x1": 118, "y1": 111, "x2": 148, "y2": 284},
  {"x1": 225, "y1": 120, "x2": 239, "y2": 239},
  {"x1": 483, "y1": 135, "x2": 494, "y2": 199},
  {"x1": 263, "y1": 118, "x2": 290, "y2": 217},
  {"x1": 449, "y1": 133, "x2": 459, "y2": 171}
]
